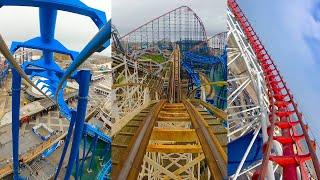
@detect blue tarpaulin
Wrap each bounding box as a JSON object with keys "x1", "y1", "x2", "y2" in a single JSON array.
[{"x1": 228, "y1": 130, "x2": 263, "y2": 176}]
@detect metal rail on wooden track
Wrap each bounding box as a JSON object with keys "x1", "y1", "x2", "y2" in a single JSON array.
[
  {"x1": 112, "y1": 98, "x2": 227, "y2": 180},
  {"x1": 112, "y1": 100, "x2": 165, "y2": 180},
  {"x1": 111, "y1": 6, "x2": 228, "y2": 177},
  {"x1": 190, "y1": 98, "x2": 227, "y2": 120},
  {"x1": 183, "y1": 99, "x2": 227, "y2": 179},
  {"x1": 168, "y1": 46, "x2": 182, "y2": 103}
]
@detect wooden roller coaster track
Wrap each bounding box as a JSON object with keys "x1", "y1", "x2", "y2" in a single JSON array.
[{"x1": 111, "y1": 47, "x2": 228, "y2": 180}]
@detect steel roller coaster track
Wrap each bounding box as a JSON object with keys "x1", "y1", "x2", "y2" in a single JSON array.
[
  {"x1": 0, "y1": 0, "x2": 112, "y2": 179},
  {"x1": 228, "y1": 0, "x2": 320, "y2": 179}
]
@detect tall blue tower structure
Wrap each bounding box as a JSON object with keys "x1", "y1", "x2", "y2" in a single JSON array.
[{"x1": 0, "y1": 0, "x2": 111, "y2": 179}]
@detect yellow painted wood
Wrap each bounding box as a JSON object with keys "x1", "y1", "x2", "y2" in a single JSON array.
[
  {"x1": 147, "y1": 144, "x2": 203, "y2": 153},
  {"x1": 150, "y1": 128, "x2": 198, "y2": 142}
]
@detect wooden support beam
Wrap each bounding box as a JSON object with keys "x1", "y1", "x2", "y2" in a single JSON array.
[
  {"x1": 163, "y1": 103, "x2": 184, "y2": 108},
  {"x1": 173, "y1": 154, "x2": 205, "y2": 175},
  {"x1": 144, "y1": 156, "x2": 180, "y2": 180},
  {"x1": 159, "y1": 111, "x2": 189, "y2": 117},
  {"x1": 150, "y1": 128, "x2": 198, "y2": 142},
  {"x1": 147, "y1": 144, "x2": 203, "y2": 153},
  {"x1": 157, "y1": 115, "x2": 190, "y2": 121}
]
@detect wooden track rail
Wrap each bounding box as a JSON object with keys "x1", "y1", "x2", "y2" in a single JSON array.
[
  {"x1": 112, "y1": 99, "x2": 227, "y2": 180},
  {"x1": 0, "y1": 132, "x2": 66, "y2": 178}
]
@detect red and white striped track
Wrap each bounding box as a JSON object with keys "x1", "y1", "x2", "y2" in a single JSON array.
[{"x1": 228, "y1": 0, "x2": 320, "y2": 179}]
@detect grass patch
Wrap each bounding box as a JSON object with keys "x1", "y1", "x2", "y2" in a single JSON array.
[
  {"x1": 141, "y1": 54, "x2": 165, "y2": 63},
  {"x1": 116, "y1": 74, "x2": 125, "y2": 84}
]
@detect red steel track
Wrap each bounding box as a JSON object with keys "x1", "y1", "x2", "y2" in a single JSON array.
[{"x1": 228, "y1": 0, "x2": 320, "y2": 179}]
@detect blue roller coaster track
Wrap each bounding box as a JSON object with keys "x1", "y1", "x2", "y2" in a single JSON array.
[
  {"x1": 97, "y1": 159, "x2": 112, "y2": 180},
  {"x1": 0, "y1": 0, "x2": 111, "y2": 179},
  {"x1": 181, "y1": 39, "x2": 227, "y2": 110}
]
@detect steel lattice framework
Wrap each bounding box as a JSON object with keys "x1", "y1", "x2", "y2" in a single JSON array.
[
  {"x1": 190, "y1": 32, "x2": 227, "y2": 57},
  {"x1": 227, "y1": 0, "x2": 320, "y2": 179},
  {"x1": 119, "y1": 6, "x2": 207, "y2": 53},
  {"x1": 0, "y1": 1, "x2": 112, "y2": 179}
]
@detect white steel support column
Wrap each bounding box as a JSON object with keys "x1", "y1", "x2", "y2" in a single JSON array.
[{"x1": 227, "y1": 6, "x2": 275, "y2": 179}]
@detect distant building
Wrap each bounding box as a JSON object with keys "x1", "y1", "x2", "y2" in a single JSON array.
[
  {"x1": 94, "y1": 83, "x2": 111, "y2": 96},
  {"x1": 91, "y1": 74, "x2": 105, "y2": 82}
]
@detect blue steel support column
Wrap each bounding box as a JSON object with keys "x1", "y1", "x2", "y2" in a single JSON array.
[
  {"x1": 64, "y1": 70, "x2": 91, "y2": 180},
  {"x1": 100, "y1": 142, "x2": 110, "y2": 161},
  {"x1": 82, "y1": 135, "x2": 96, "y2": 162},
  {"x1": 39, "y1": 8, "x2": 57, "y2": 42},
  {"x1": 80, "y1": 132, "x2": 87, "y2": 177},
  {"x1": 11, "y1": 69, "x2": 21, "y2": 180},
  {"x1": 54, "y1": 110, "x2": 77, "y2": 180},
  {"x1": 75, "y1": 150, "x2": 80, "y2": 179},
  {"x1": 87, "y1": 134, "x2": 99, "y2": 172},
  {"x1": 39, "y1": 8, "x2": 57, "y2": 64}
]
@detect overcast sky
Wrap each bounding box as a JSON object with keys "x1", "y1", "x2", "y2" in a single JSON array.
[
  {"x1": 113, "y1": 0, "x2": 226, "y2": 37},
  {"x1": 0, "y1": 0, "x2": 111, "y2": 56}
]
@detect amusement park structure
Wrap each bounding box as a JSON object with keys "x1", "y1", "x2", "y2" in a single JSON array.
[
  {"x1": 119, "y1": 6, "x2": 207, "y2": 53},
  {"x1": 227, "y1": 0, "x2": 320, "y2": 179},
  {"x1": 0, "y1": 0, "x2": 317, "y2": 179},
  {"x1": 0, "y1": 0, "x2": 111, "y2": 179},
  {"x1": 111, "y1": 6, "x2": 228, "y2": 179}
]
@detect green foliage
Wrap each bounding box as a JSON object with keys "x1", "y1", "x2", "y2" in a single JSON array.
[
  {"x1": 141, "y1": 54, "x2": 165, "y2": 63},
  {"x1": 116, "y1": 74, "x2": 125, "y2": 84}
]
